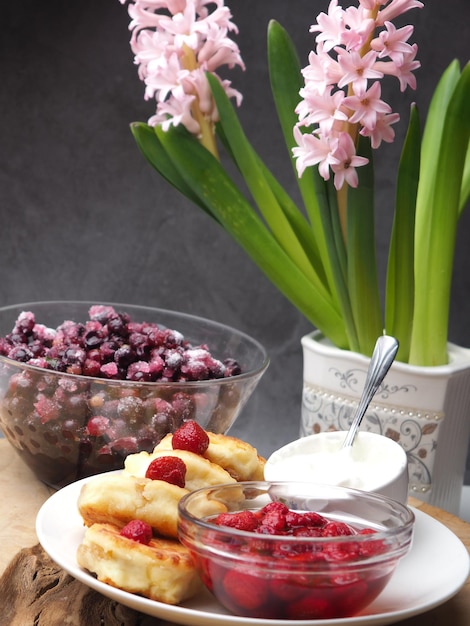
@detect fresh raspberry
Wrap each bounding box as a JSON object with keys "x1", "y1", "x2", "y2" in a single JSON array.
[
  {"x1": 323, "y1": 541, "x2": 360, "y2": 562},
  {"x1": 321, "y1": 521, "x2": 354, "y2": 537},
  {"x1": 292, "y1": 526, "x2": 323, "y2": 537},
  {"x1": 120, "y1": 519, "x2": 152, "y2": 544},
  {"x1": 145, "y1": 455, "x2": 186, "y2": 487},
  {"x1": 172, "y1": 420, "x2": 209, "y2": 455},
  {"x1": 357, "y1": 529, "x2": 387, "y2": 557},
  {"x1": 222, "y1": 569, "x2": 269, "y2": 611},
  {"x1": 285, "y1": 594, "x2": 333, "y2": 620},
  {"x1": 256, "y1": 501, "x2": 288, "y2": 534},
  {"x1": 285, "y1": 510, "x2": 326, "y2": 528},
  {"x1": 214, "y1": 510, "x2": 259, "y2": 532},
  {"x1": 268, "y1": 576, "x2": 306, "y2": 603}
]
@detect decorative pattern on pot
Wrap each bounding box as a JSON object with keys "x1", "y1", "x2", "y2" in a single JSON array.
[{"x1": 301, "y1": 331, "x2": 470, "y2": 515}]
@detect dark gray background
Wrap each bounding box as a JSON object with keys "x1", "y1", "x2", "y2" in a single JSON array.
[{"x1": 1, "y1": 2, "x2": 469, "y2": 478}]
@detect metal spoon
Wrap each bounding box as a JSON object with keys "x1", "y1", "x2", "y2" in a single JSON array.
[{"x1": 342, "y1": 335, "x2": 399, "y2": 448}]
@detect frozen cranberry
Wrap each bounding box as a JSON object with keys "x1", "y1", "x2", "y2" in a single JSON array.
[
  {"x1": 8, "y1": 346, "x2": 34, "y2": 362},
  {"x1": 107, "y1": 316, "x2": 126, "y2": 337},
  {"x1": 224, "y1": 357, "x2": 242, "y2": 377},
  {"x1": 126, "y1": 361, "x2": 151, "y2": 382},
  {"x1": 171, "y1": 393, "x2": 195, "y2": 421},
  {"x1": 34, "y1": 395, "x2": 60, "y2": 424},
  {"x1": 117, "y1": 396, "x2": 145, "y2": 423},
  {"x1": 89, "y1": 305, "x2": 116, "y2": 324},
  {"x1": 1, "y1": 305, "x2": 242, "y2": 382},
  {"x1": 100, "y1": 362, "x2": 119, "y2": 379},
  {"x1": 86, "y1": 416, "x2": 111, "y2": 437},
  {"x1": 82, "y1": 359, "x2": 101, "y2": 377},
  {"x1": 111, "y1": 436, "x2": 140, "y2": 455},
  {"x1": 14, "y1": 311, "x2": 35, "y2": 333}
]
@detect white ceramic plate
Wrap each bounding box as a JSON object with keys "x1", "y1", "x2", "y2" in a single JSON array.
[{"x1": 36, "y1": 474, "x2": 469, "y2": 626}]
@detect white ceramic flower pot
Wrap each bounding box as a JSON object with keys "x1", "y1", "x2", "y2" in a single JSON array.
[{"x1": 301, "y1": 331, "x2": 470, "y2": 514}]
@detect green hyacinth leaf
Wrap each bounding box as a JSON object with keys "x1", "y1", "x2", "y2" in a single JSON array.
[
  {"x1": 154, "y1": 123, "x2": 348, "y2": 348},
  {"x1": 459, "y1": 140, "x2": 470, "y2": 214},
  {"x1": 385, "y1": 104, "x2": 421, "y2": 362},
  {"x1": 267, "y1": 19, "x2": 334, "y2": 294},
  {"x1": 130, "y1": 122, "x2": 216, "y2": 220},
  {"x1": 207, "y1": 72, "x2": 332, "y2": 298},
  {"x1": 346, "y1": 137, "x2": 383, "y2": 357},
  {"x1": 410, "y1": 62, "x2": 470, "y2": 365}
]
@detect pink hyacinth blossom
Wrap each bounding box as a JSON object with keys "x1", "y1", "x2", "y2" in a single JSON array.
[
  {"x1": 377, "y1": 0, "x2": 424, "y2": 25},
  {"x1": 293, "y1": 0, "x2": 422, "y2": 186},
  {"x1": 119, "y1": 0, "x2": 244, "y2": 139},
  {"x1": 296, "y1": 87, "x2": 348, "y2": 133},
  {"x1": 198, "y1": 24, "x2": 246, "y2": 71},
  {"x1": 143, "y1": 52, "x2": 184, "y2": 101},
  {"x1": 292, "y1": 126, "x2": 339, "y2": 180},
  {"x1": 375, "y1": 43, "x2": 420, "y2": 91},
  {"x1": 331, "y1": 132, "x2": 369, "y2": 189},
  {"x1": 310, "y1": 0, "x2": 345, "y2": 52},
  {"x1": 336, "y1": 48, "x2": 383, "y2": 94},
  {"x1": 301, "y1": 47, "x2": 343, "y2": 95},
  {"x1": 370, "y1": 21, "x2": 415, "y2": 63},
  {"x1": 392, "y1": 43, "x2": 421, "y2": 91},
  {"x1": 360, "y1": 111, "x2": 400, "y2": 149},
  {"x1": 150, "y1": 86, "x2": 199, "y2": 133},
  {"x1": 343, "y1": 81, "x2": 392, "y2": 130},
  {"x1": 341, "y1": 6, "x2": 375, "y2": 51}
]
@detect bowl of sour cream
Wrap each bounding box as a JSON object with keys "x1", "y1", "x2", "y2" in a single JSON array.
[{"x1": 264, "y1": 431, "x2": 409, "y2": 504}]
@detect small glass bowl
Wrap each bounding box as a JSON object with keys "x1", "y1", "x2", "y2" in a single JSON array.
[
  {"x1": 178, "y1": 481, "x2": 414, "y2": 620},
  {"x1": 0, "y1": 301, "x2": 268, "y2": 488}
]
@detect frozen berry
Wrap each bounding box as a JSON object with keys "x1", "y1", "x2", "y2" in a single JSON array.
[
  {"x1": 145, "y1": 456, "x2": 186, "y2": 488},
  {"x1": 86, "y1": 416, "x2": 110, "y2": 437},
  {"x1": 172, "y1": 420, "x2": 209, "y2": 455},
  {"x1": 34, "y1": 395, "x2": 60, "y2": 424},
  {"x1": 0, "y1": 305, "x2": 242, "y2": 382},
  {"x1": 0, "y1": 305, "x2": 243, "y2": 488},
  {"x1": 120, "y1": 519, "x2": 152, "y2": 544}
]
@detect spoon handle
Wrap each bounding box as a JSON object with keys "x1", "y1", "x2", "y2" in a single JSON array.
[{"x1": 342, "y1": 335, "x2": 399, "y2": 448}]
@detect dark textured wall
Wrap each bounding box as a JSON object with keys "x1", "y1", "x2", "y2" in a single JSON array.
[{"x1": 1, "y1": 1, "x2": 469, "y2": 475}]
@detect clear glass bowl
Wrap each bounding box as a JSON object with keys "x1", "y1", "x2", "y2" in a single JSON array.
[
  {"x1": 178, "y1": 481, "x2": 415, "y2": 620},
  {"x1": 0, "y1": 301, "x2": 268, "y2": 488}
]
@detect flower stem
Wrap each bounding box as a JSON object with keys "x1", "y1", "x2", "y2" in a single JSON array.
[
  {"x1": 181, "y1": 44, "x2": 219, "y2": 159},
  {"x1": 336, "y1": 184, "x2": 348, "y2": 244}
]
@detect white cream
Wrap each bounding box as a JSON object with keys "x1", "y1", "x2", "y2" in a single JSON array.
[{"x1": 264, "y1": 431, "x2": 409, "y2": 503}]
